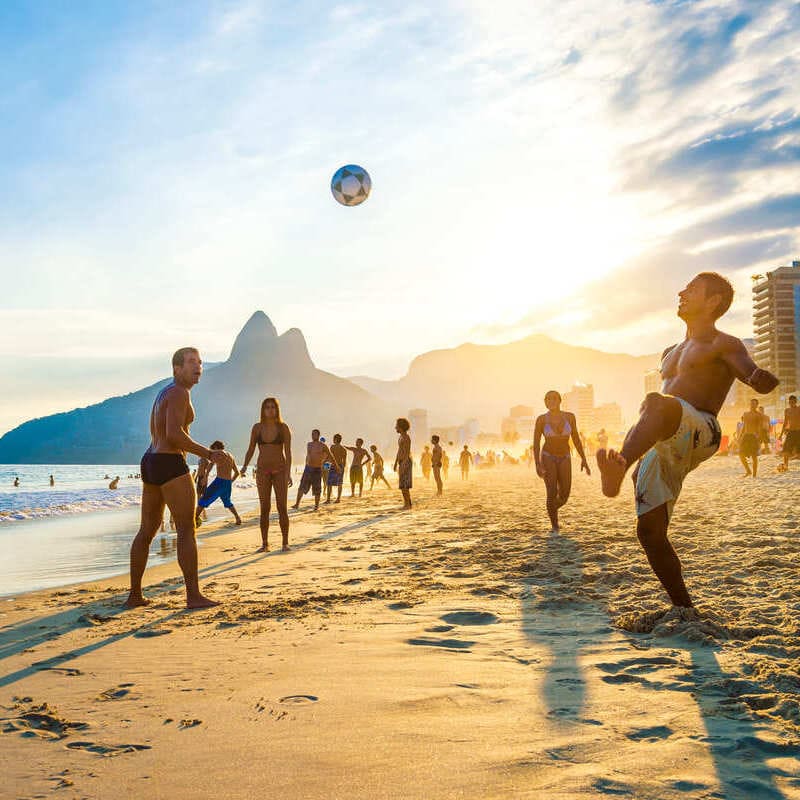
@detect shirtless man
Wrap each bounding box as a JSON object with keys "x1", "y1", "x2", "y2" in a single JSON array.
[
  {"x1": 369, "y1": 445, "x2": 391, "y2": 489},
  {"x1": 459, "y1": 445, "x2": 473, "y2": 479},
  {"x1": 293, "y1": 429, "x2": 339, "y2": 511},
  {"x1": 325, "y1": 434, "x2": 347, "y2": 504},
  {"x1": 431, "y1": 435, "x2": 444, "y2": 496},
  {"x1": 346, "y1": 438, "x2": 371, "y2": 498},
  {"x1": 597, "y1": 273, "x2": 778, "y2": 610},
  {"x1": 779, "y1": 395, "x2": 800, "y2": 471},
  {"x1": 394, "y1": 418, "x2": 413, "y2": 509},
  {"x1": 420, "y1": 446, "x2": 432, "y2": 481},
  {"x1": 738, "y1": 399, "x2": 763, "y2": 478},
  {"x1": 195, "y1": 440, "x2": 242, "y2": 526},
  {"x1": 125, "y1": 347, "x2": 225, "y2": 609},
  {"x1": 758, "y1": 405, "x2": 772, "y2": 454}
]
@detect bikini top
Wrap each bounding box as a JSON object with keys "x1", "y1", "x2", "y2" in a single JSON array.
[
  {"x1": 258, "y1": 423, "x2": 284, "y2": 446},
  {"x1": 543, "y1": 414, "x2": 572, "y2": 438}
]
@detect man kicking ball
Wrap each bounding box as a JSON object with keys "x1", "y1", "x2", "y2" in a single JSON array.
[{"x1": 597, "y1": 273, "x2": 778, "y2": 610}]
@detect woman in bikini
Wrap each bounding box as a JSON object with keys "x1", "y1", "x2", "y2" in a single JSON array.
[
  {"x1": 241, "y1": 397, "x2": 292, "y2": 552},
  {"x1": 532, "y1": 390, "x2": 590, "y2": 533}
]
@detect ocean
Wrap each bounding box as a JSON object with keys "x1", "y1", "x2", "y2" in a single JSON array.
[{"x1": 0, "y1": 464, "x2": 260, "y2": 597}]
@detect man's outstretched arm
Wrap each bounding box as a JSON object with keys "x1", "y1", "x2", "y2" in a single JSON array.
[{"x1": 722, "y1": 338, "x2": 779, "y2": 394}]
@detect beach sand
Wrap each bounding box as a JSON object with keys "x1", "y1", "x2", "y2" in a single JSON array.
[{"x1": 1, "y1": 459, "x2": 799, "y2": 799}]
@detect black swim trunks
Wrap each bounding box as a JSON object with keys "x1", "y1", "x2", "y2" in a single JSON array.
[
  {"x1": 739, "y1": 433, "x2": 759, "y2": 458},
  {"x1": 141, "y1": 452, "x2": 189, "y2": 486}
]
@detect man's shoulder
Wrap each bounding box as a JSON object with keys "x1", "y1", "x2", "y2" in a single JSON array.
[{"x1": 713, "y1": 329, "x2": 745, "y2": 351}]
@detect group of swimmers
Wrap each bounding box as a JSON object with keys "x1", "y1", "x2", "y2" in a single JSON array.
[{"x1": 125, "y1": 272, "x2": 781, "y2": 619}]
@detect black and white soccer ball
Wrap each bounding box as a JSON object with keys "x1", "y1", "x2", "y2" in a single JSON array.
[{"x1": 331, "y1": 164, "x2": 371, "y2": 207}]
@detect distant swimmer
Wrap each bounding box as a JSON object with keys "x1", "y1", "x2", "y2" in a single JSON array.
[
  {"x1": 346, "y1": 438, "x2": 371, "y2": 498},
  {"x1": 109, "y1": 476, "x2": 120, "y2": 490},
  {"x1": 394, "y1": 418, "x2": 413, "y2": 509},
  {"x1": 125, "y1": 347, "x2": 225, "y2": 609},
  {"x1": 49, "y1": 474, "x2": 55, "y2": 487},
  {"x1": 596, "y1": 273, "x2": 778, "y2": 610},
  {"x1": 195, "y1": 440, "x2": 242, "y2": 526},
  {"x1": 241, "y1": 397, "x2": 292, "y2": 552},
  {"x1": 738, "y1": 399, "x2": 762, "y2": 478},
  {"x1": 420, "y1": 446, "x2": 432, "y2": 481},
  {"x1": 533, "y1": 390, "x2": 590, "y2": 534},
  {"x1": 459, "y1": 445, "x2": 473, "y2": 479},
  {"x1": 369, "y1": 445, "x2": 391, "y2": 489},
  {"x1": 779, "y1": 395, "x2": 800, "y2": 472},
  {"x1": 326, "y1": 434, "x2": 347, "y2": 504},
  {"x1": 13, "y1": 476, "x2": 19, "y2": 487},
  {"x1": 431, "y1": 435, "x2": 443, "y2": 496},
  {"x1": 293, "y1": 429, "x2": 338, "y2": 512}
]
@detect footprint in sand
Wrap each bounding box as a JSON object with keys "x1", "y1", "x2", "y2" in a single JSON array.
[
  {"x1": 625, "y1": 724, "x2": 673, "y2": 742},
  {"x1": 278, "y1": 695, "x2": 318, "y2": 705},
  {"x1": 592, "y1": 777, "x2": 633, "y2": 795},
  {"x1": 178, "y1": 719, "x2": 202, "y2": 729},
  {"x1": 424, "y1": 625, "x2": 455, "y2": 633},
  {"x1": 2, "y1": 703, "x2": 88, "y2": 740},
  {"x1": 66, "y1": 741, "x2": 151, "y2": 756},
  {"x1": 97, "y1": 685, "x2": 135, "y2": 702},
  {"x1": 440, "y1": 611, "x2": 498, "y2": 626},
  {"x1": 406, "y1": 637, "x2": 475, "y2": 651},
  {"x1": 134, "y1": 628, "x2": 173, "y2": 638}
]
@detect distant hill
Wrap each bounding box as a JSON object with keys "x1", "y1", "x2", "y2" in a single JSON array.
[
  {"x1": 0, "y1": 312, "x2": 397, "y2": 464},
  {"x1": 350, "y1": 334, "x2": 659, "y2": 430}
]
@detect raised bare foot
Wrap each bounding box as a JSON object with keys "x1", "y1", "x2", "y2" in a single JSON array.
[
  {"x1": 186, "y1": 594, "x2": 220, "y2": 609},
  {"x1": 123, "y1": 593, "x2": 149, "y2": 609},
  {"x1": 597, "y1": 448, "x2": 627, "y2": 497}
]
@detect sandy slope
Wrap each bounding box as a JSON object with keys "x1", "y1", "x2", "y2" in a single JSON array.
[{"x1": 1, "y1": 459, "x2": 798, "y2": 799}]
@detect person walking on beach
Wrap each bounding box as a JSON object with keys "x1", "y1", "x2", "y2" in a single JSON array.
[
  {"x1": 779, "y1": 395, "x2": 800, "y2": 472},
  {"x1": 346, "y1": 438, "x2": 371, "y2": 497},
  {"x1": 431, "y1": 435, "x2": 444, "y2": 496},
  {"x1": 459, "y1": 445, "x2": 473, "y2": 479},
  {"x1": 533, "y1": 390, "x2": 590, "y2": 534},
  {"x1": 125, "y1": 347, "x2": 225, "y2": 609},
  {"x1": 195, "y1": 440, "x2": 242, "y2": 526},
  {"x1": 420, "y1": 445, "x2": 432, "y2": 481},
  {"x1": 369, "y1": 445, "x2": 391, "y2": 489},
  {"x1": 596, "y1": 273, "x2": 778, "y2": 611},
  {"x1": 241, "y1": 397, "x2": 292, "y2": 552},
  {"x1": 738, "y1": 399, "x2": 763, "y2": 478},
  {"x1": 326, "y1": 434, "x2": 347, "y2": 504},
  {"x1": 394, "y1": 418, "x2": 413, "y2": 509},
  {"x1": 293, "y1": 429, "x2": 339, "y2": 511}
]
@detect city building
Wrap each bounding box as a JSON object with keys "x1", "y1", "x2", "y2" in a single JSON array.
[
  {"x1": 593, "y1": 402, "x2": 624, "y2": 434},
  {"x1": 644, "y1": 368, "x2": 661, "y2": 395},
  {"x1": 501, "y1": 405, "x2": 537, "y2": 442},
  {"x1": 408, "y1": 408, "x2": 429, "y2": 452},
  {"x1": 563, "y1": 383, "x2": 595, "y2": 426},
  {"x1": 752, "y1": 260, "x2": 800, "y2": 405}
]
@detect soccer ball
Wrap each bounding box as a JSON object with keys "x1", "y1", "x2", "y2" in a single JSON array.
[{"x1": 331, "y1": 164, "x2": 371, "y2": 206}]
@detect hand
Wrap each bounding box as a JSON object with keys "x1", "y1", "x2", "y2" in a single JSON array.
[{"x1": 581, "y1": 459, "x2": 591, "y2": 476}]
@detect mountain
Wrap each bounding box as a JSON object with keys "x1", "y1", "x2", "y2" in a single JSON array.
[
  {"x1": 0, "y1": 312, "x2": 397, "y2": 464},
  {"x1": 349, "y1": 334, "x2": 659, "y2": 430}
]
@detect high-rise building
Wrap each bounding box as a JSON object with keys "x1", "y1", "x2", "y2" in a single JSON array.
[
  {"x1": 563, "y1": 383, "x2": 595, "y2": 427},
  {"x1": 644, "y1": 368, "x2": 661, "y2": 395},
  {"x1": 752, "y1": 260, "x2": 800, "y2": 401}
]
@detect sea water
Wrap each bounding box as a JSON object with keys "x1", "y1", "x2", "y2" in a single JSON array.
[{"x1": 0, "y1": 464, "x2": 259, "y2": 596}]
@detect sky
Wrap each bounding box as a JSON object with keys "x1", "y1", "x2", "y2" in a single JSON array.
[{"x1": 1, "y1": 0, "x2": 799, "y2": 434}]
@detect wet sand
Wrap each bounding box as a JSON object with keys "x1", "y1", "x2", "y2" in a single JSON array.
[{"x1": 1, "y1": 459, "x2": 798, "y2": 799}]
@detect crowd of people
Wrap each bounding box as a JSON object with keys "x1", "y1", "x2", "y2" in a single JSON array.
[{"x1": 123, "y1": 272, "x2": 790, "y2": 623}]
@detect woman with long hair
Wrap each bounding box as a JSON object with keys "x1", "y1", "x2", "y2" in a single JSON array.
[
  {"x1": 241, "y1": 397, "x2": 292, "y2": 552},
  {"x1": 533, "y1": 390, "x2": 590, "y2": 533}
]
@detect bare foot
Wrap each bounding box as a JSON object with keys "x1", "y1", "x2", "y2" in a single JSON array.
[
  {"x1": 123, "y1": 593, "x2": 149, "y2": 609},
  {"x1": 281, "y1": 544, "x2": 290, "y2": 552},
  {"x1": 597, "y1": 449, "x2": 627, "y2": 497},
  {"x1": 291, "y1": 503, "x2": 299, "y2": 510},
  {"x1": 234, "y1": 518, "x2": 242, "y2": 525},
  {"x1": 186, "y1": 594, "x2": 220, "y2": 609},
  {"x1": 256, "y1": 544, "x2": 269, "y2": 553}
]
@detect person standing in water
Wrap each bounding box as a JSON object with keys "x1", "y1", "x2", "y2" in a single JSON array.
[
  {"x1": 125, "y1": 347, "x2": 224, "y2": 609},
  {"x1": 596, "y1": 273, "x2": 778, "y2": 611},
  {"x1": 533, "y1": 390, "x2": 590, "y2": 534},
  {"x1": 241, "y1": 397, "x2": 292, "y2": 552}
]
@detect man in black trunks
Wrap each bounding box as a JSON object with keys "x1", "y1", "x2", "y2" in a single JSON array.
[
  {"x1": 124, "y1": 347, "x2": 225, "y2": 609},
  {"x1": 596, "y1": 273, "x2": 778, "y2": 611}
]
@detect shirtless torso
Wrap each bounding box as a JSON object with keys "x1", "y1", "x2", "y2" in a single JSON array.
[
  {"x1": 307, "y1": 440, "x2": 335, "y2": 468},
  {"x1": 783, "y1": 405, "x2": 800, "y2": 430},
  {"x1": 330, "y1": 443, "x2": 347, "y2": 473},
  {"x1": 741, "y1": 409, "x2": 763, "y2": 437}
]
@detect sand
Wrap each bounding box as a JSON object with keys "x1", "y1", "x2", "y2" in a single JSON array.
[{"x1": 1, "y1": 459, "x2": 799, "y2": 799}]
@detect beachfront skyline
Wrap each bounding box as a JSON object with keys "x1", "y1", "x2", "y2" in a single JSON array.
[{"x1": 2, "y1": 2, "x2": 799, "y2": 432}]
